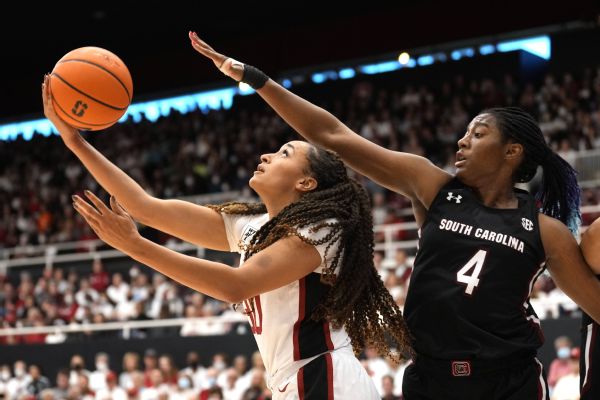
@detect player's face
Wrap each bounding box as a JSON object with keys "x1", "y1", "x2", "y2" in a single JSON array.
[
  {"x1": 250, "y1": 140, "x2": 313, "y2": 200},
  {"x1": 455, "y1": 114, "x2": 509, "y2": 184}
]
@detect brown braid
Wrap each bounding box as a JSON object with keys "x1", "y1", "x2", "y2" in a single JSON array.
[{"x1": 208, "y1": 145, "x2": 413, "y2": 360}]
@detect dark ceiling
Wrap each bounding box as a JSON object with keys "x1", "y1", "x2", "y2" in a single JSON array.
[{"x1": 1, "y1": 2, "x2": 598, "y2": 121}]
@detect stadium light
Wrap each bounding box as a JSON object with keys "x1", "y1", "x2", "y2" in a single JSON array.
[
  {"x1": 0, "y1": 34, "x2": 553, "y2": 141},
  {"x1": 496, "y1": 35, "x2": 551, "y2": 60},
  {"x1": 238, "y1": 82, "x2": 255, "y2": 95},
  {"x1": 0, "y1": 87, "x2": 239, "y2": 140},
  {"x1": 338, "y1": 68, "x2": 356, "y2": 79},
  {"x1": 479, "y1": 44, "x2": 495, "y2": 55},
  {"x1": 359, "y1": 61, "x2": 401, "y2": 74},
  {"x1": 398, "y1": 52, "x2": 410, "y2": 65},
  {"x1": 417, "y1": 55, "x2": 434, "y2": 66}
]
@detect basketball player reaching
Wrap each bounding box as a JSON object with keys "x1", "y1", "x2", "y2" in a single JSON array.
[
  {"x1": 41, "y1": 74, "x2": 410, "y2": 400},
  {"x1": 189, "y1": 32, "x2": 600, "y2": 399},
  {"x1": 578, "y1": 218, "x2": 600, "y2": 400}
]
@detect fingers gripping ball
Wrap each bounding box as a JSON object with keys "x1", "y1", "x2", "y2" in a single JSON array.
[{"x1": 49, "y1": 47, "x2": 133, "y2": 130}]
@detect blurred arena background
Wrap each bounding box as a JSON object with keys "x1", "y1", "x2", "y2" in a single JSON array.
[{"x1": 1, "y1": 2, "x2": 600, "y2": 399}]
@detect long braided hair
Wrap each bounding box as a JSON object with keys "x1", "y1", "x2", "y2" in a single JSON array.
[
  {"x1": 484, "y1": 107, "x2": 581, "y2": 234},
  {"x1": 208, "y1": 144, "x2": 412, "y2": 360}
]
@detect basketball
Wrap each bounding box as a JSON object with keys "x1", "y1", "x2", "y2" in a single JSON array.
[{"x1": 49, "y1": 47, "x2": 133, "y2": 131}]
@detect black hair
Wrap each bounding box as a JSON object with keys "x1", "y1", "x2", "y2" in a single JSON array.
[{"x1": 484, "y1": 107, "x2": 581, "y2": 233}]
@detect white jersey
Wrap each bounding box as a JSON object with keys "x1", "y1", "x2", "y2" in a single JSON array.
[{"x1": 222, "y1": 212, "x2": 353, "y2": 389}]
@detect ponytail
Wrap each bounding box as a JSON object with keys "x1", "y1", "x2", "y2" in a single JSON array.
[{"x1": 484, "y1": 107, "x2": 581, "y2": 234}]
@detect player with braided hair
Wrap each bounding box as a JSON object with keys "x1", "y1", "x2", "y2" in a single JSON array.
[
  {"x1": 189, "y1": 32, "x2": 600, "y2": 399},
  {"x1": 42, "y1": 71, "x2": 410, "y2": 398}
]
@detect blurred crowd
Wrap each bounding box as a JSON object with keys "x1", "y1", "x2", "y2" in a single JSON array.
[
  {"x1": 0, "y1": 344, "x2": 417, "y2": 400},
  {"x1": 0, "y1": 245, "x2": 579, "y2": 346},
  {"x1": 0, "y1": 340, "x2": 585, "y2": 400},
  {"x1": 1, "y1": 65, "x2": 600, "y2": 249},
  {"x1": 0, "y1": 349, "x2": 274, "y2": 400},
  {"x1": 0, "y1": 259, "x2": 242, "y2": 345}
]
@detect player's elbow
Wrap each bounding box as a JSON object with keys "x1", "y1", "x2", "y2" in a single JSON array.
[
  {"x1": 224, "y1": 288, "x2": 254, "y2": 305},
  {"x1": 222, "y1": 276, "x2": 256, "y2": 304}
]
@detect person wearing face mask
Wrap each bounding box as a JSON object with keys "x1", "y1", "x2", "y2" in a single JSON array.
[
  {"x1": 89, "y1": 352, "x2": 112, "y2": 392},
  {"x1": 0, "y1": 364, "x2": 11, "y2": 398},
  {"x1": 6, "y1": 360, "x2": 29, "y2": 400},
  {"x1": 547, "y1": 336, "x2": 575, "y2": 391},
  {"x1": 171, "y1": 375, "x2": 197, "y2": 400},
  {"x1": 180, "y1": 351, "x2": 206, "y2": 391},
  {"x1": 69, "y1": 354, "x2": 90, "y2": 387}
]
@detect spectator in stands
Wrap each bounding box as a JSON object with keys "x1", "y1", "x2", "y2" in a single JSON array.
[
  {"x1": 50, "y1": 368, "x2": 70, "y2": 400},
  {"x1": 118, "y1": 352, "x2": 140, "y2": 393},
  {"x1": 364, "y1": 345, "x2": 391, "y2": 395},
  {"x1": 547, "y1": 336, "x2": 575, "y2": 390},
  {"x1": 180, "y1": 351, "x2": 206, "y2": 391},
  {"x1": 142, "y1": 348, "x2": 158, "y2": 388},
  {"x1": 551, "y1": 348, "x2": 581, "y2": 400},
  {"x1": 21, "y1": 307, "x2": 46, "y2": 344},
  {"x1": 381, "y1": 374, "x2": 400, "y2": 400},
  {"x1": 95, "y1": 371, "x2": 127, "y2": 400},
  {"x1": 232, "y1": 354, "x2": 248, "y2": 380},
  {"x1": 106, "y1": 272, "x2": 129, "y2": 305},
  {"x1": 74, "y1": 278, "x2": 99, "y2": 309},
  {"x1": 140, "y1": 368, "x2": 169, "y2": 400},
  {"x1": 52, "y1": 268, "x2": 69, "y2": 294},
  {"x1": 25, "y1": 364, "x2": 50, "y2": 398},
  {"x1": 157, "y1": 354, "x2": 178, "y2": 386},
  {"x1": 89, "y1": 257, "x2": 109, "y2": 293},
  {"x1": 89, "y1": 352, "x2": 111, "y2": 392},
  {"x1": 74, "y1": 373, "x2": 95, "y2": 400},
  {"x1": 68, "y1": 354, "x2": 89, "y2": 387},
  {"x1": 6, "y1": 360, "x2": 29, "y2": 399},
  {"x1": 221, "y1": 367, "x2": 242, "y2": 400},
  {"x1": 0, "y1": 364, "x2": 10, "y2": 398},
  {"x1": 171, "y1": 375, "x2": 197, "y2": 400},
  {"x1": 240, "y1": 369, "x2": 269, "y2": 400}
]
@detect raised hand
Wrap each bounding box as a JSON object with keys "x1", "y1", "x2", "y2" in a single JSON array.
[
  {"x1": 41, "y1": 74, "x2": 81, "y2": 145},
  {"x1": 188, "y1": 31, "x2": 244, "y2": 81},
  {"x1": 72, "y1": 190, "x2": 141, "y2": 253}
]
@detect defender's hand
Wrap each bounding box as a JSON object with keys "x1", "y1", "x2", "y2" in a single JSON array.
[{"x1": 189, "y1": 31, "x2": 244, "y2": 81}]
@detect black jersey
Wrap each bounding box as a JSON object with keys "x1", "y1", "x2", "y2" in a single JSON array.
[
  {"x1": 581, "y1": 276, "x2": 600, "y2": 399},
  {"x1": 404, "y1": 178, "x2": 546, "y2": 360}
]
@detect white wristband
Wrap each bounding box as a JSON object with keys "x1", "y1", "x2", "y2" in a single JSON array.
[{"x1": 219, "y1": 58, "x2": 244, "y2": 80}]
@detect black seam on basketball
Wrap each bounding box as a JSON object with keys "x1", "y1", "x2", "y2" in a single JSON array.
[
  {"x1": 51, "y1": 92, "x2": 123, "y2": 128},
  {"x1": 51, "y1": 72, "x2": 127, "y2": 111},
  {"x1": 57, "y1": 58, "x2": 131, "y2": 101}
]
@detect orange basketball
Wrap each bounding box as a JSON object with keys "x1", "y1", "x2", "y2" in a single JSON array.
[{"x1": 49, "y1": 47, "x2": 133, "y2": 131}]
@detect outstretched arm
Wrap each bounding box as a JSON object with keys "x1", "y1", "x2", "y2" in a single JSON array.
[
  {"x1": 189, "y1": 32, "x2": 452, "y2": 210},
  {"x1": 42, "y1": 75, "x2": 229, "y2": 251},
  {"x1": 540, "y1": 214, "x2": 600, "y2": 323},
  {"x1": 72, "y1": 192, "x2": 321, "y2": 303}
]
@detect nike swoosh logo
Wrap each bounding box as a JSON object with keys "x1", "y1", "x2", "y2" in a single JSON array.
[{"x1": 278, "y1": 382, "x2": 290, "y2": 392}]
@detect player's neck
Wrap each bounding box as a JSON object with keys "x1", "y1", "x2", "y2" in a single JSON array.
[
  {"x1": 471, "y1": 183, "x2": 519, "y2": 209},
  {"x1": 263, "y1": 194, "x2": 300, "y2": 218}
]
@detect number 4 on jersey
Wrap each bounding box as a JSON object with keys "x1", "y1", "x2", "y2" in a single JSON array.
[{"x1": 456, "y1": 250, "x2": 488, "y2": 295}]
